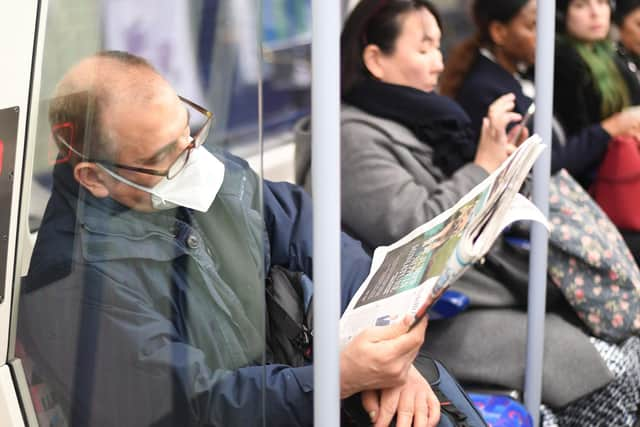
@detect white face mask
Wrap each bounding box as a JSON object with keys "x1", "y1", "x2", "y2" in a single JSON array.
[{"x1": 97, "y1": 146, "x2": 225, "y2": 212}]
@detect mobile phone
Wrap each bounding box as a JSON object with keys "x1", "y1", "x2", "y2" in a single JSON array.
[
  {"x1": 522, "y1": 102, "x2": 535, "y2": 126},
  {"x1": 512, "y1": 102, "x2": 535, "y2": 143}
]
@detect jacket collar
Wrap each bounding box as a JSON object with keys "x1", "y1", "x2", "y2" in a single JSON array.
[
  {"x1": 342, "y1": 80, "x2": 476, "y2": 176},
  {"x1": 52, "y1": 163, "x2": 192, "y2": 262},
  {"x1": 341, "y1": 104, "x2": 429, "y2": 152}
]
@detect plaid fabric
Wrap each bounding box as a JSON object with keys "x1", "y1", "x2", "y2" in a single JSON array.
[{"x1": 541, "y1": 336, "x2": 640, "y2": 426}]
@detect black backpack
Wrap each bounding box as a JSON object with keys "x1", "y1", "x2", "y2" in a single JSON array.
[{"x1": 265, "y1": 266, "x2": 313, "y2": 367}]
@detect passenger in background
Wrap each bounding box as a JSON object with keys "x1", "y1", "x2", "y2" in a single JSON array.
[
  {"x1": 440, "y1": 0, "x2": 640, "y2": 189},
  {"x1": 556, "y1": 0, "x2": 640, "y2": 259},
  {"x1": 615, "y1": 0, "x2": 640, "y2": 83},
  {"x1": 554, "y1": 0, "x2": 640, "y2": 164},
  {"x1": 439, "y1": 0, "x2": 537, "y2": 140}
]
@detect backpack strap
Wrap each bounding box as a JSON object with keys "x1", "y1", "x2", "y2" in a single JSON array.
[{"x1": 432, "y1": 386, "x2": 471, "y2": 427}]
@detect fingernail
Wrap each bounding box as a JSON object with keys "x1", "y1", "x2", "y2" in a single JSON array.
[{"x1": 369, "y1": 410, "x2": 377, "y2": 421}]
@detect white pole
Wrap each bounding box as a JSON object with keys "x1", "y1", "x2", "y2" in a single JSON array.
[
  {"x1": 312, "y1": 0, "x2": 342, "y2": 426},
  {"x1": 525, "y1": 0, "x2": 555, "y2": 424}
]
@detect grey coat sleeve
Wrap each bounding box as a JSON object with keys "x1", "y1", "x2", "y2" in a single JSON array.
[{"x1": 340, "y1": 121, "x2": 488, "y2": 249}]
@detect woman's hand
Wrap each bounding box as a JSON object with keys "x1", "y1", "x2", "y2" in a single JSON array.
[
  {"x1": 475, "y1": 93, "x2": 522, "y2": 173},
  {"x1": 601, "y1": 106, "x2": 640, "y2": 137},
  {"x1": 507, "y1": 122, "x2": 530, "y2": 147},
  {"x1": 339, "y1": 315, "x2": 427, "y2": 399},
  {"x1": 361, "y1": 365, "x2": 440, "y2": 427}
]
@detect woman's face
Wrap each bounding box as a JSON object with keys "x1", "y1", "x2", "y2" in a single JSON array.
[
  {"x1": 498, "y1": 0, "x2": 538, "y2": 66},
  {"x1": 619, "y1": 7, "x2": 640, "y2": 56},
  {"x1": 565, "y1": 0, "x2": 611, "y2": 42},
  {"x1": 373, "y1": 8, "x2": 444, "y2": 92}
]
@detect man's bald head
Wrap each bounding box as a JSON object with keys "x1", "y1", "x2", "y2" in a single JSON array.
[
  {"x1": 49, "y1": 51, "x2": 166, "y2": 162},
  {"x1": 48, "y1": 51, "x2": 191, "y2": 211}
]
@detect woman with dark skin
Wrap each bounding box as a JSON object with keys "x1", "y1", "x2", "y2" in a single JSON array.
[{"x1": 440, "y1": 0, "x2": 538, "y2": 137}]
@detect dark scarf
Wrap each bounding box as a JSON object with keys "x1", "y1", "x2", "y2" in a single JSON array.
[{"x1": 343, "y1": 79, "x2": 476, "y2": 176}]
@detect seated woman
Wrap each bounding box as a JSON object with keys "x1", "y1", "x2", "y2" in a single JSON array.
[
  {"x1": 554, "y1": 0, "x2": 640, "y2": 150},
  {"x1": 555, "y1": 0, "x2": 640, "y2": 261},
  {"x1": 615, "y1": 0, "x2": 640, "y2": 84},
  {"x1": 294, "y1": 0, "x2": 616, "y2": 417},
  {"x1": 298, "y1": 0, "x2": 521, "y2": 251},
  {"x1": 439, "y1": 0, "x2": 640, "y2": 189}
]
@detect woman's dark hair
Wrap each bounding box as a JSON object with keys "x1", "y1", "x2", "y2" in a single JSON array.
[
  {"x1": 439, "y1": 0, "x2": 529, "y2": 98},
  {"x1": 557, "y1": 0, "x2": 617, "y2": 32},
  {"x1": 341, "y1": 0, "x2": 441, "y2": 97},
  {"x1": 556, "y1": 0, "x2": 570, "y2": 31},
  {"x1": 614, "y1": 0, "x2": 640, "y2": 25}
]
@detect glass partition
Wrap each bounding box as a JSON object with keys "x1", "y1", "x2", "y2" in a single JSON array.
[
  {"x1": 13, "y1": 1, "x2": 278, "y2": 425},
  {"x1": 10, "y1": 1, "x2": 474, "y2": 425}
]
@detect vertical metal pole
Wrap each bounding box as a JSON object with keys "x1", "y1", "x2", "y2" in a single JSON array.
[
  {"x1": 525, "y1": 0, "x2": 555, "y2": 424},
  {"x1": 312, "y1": 0, "x2": 341, "y2": 426},
  {"x1": 255, "y1": 0, "x2": 266, "y2": 424}
]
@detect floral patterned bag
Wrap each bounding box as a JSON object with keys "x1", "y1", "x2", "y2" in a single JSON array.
[{"x1": 547, "y1": 169, "x2": 640, "y2": 342}]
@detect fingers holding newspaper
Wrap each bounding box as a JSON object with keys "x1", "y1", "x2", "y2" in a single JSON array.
[
  {"x1": 339, "y1": 315, "x2": 428, "y2": 399},
  {"x1": 361, "y1": 364, "x2": 441, "y2": 427}
]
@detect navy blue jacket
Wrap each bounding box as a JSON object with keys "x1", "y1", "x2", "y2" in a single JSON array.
[
  {"x1": 455, "y1": 53, "x2": 611, "y2": 187},
  {"x1": 18, "y1": 149, "x2": 371, "y2": 426}
]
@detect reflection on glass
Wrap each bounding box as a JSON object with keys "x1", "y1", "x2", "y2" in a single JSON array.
[
  {"x1": 29, "y1": 0, "x2": 315, "y2": 232},
  {"x1": 14, "y1": 0, "x2": 473, "y2": 425},
  {"x1": 15, "y1": 0, "x2": 281, "y2": 425},
  {"x1": 18, "y1": 50, "x2": 267, "y2": 426},
  {"x1": 101, "y1": 0, "x2": 311, "y2": 148}
]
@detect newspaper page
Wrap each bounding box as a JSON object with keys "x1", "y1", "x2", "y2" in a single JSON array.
[{"x1": 339, "y1": 135, "x2": 547, "y2": 347}]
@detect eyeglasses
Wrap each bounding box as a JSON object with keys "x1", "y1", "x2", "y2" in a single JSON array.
[
  {"x1": 55, "y1": 96, "x2": 214, "y2": 180},
  {"x1": 98, "y1": 96, "x2": 214, "y2": 179}
]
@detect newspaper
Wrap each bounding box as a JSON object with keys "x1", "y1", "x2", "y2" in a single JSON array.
[{"x1": 339, "y1": 134, "x2": 548, "y2": 347}]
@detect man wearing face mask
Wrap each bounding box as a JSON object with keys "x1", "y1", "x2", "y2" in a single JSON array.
[{"x1": 17, "y1": 51, "x2": 446, "y2": 427}]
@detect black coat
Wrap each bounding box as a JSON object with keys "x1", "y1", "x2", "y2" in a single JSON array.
[
  {"x1": 455, "y1": 53, "x2": 611, "y2": 187},
  {"x1": 616, "y1": 42, "x2": 640, "y2": 87},
  {"x1": 455, "y1": 53, "x2": 532, "y2": 142},
  {"x1": 554, "y1": 38, "x2": 640, "y2": 136}
]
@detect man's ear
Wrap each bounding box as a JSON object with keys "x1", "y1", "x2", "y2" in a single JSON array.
[
  {"x1": 362, "y1": 44, "x2": 387, "y2": 80},
  {"x1": 488, "y1": 21, "x2": 508, "y2": 47},
  {"x1": 73, "y1": 162, "x2": 110, "y2": 198}
]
